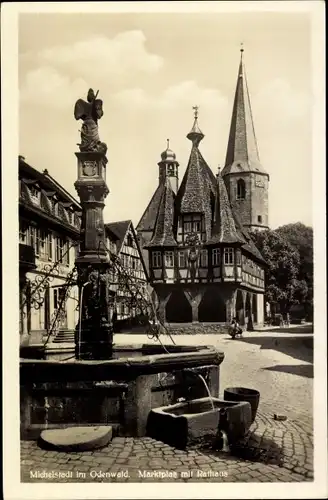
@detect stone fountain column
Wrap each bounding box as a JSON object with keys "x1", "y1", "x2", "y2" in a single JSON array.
[{"x1": 74, "y1": 89, "x2": 114, "y2": 360}]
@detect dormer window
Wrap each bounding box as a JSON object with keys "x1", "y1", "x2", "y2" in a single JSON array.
[
  {"x1": 152, "y1": 251, "x2": 162, "y2": 268},
  {"x1": 212, "y1": 248, "x2": 220, "y2": 267},
  {"x1": 258, "y1": 215, "x2": 262, "y2": 223},
  {"x1": 224, "y1": 248, "x2": 234, "y2": 265},
  {"x1": 236, "y1": 179, "x2": 246, "y2": 200},
  {"x1": 29, "y1": 185, "x2": 40, "y2": 204},
  {"x1": 200, "y1": 249, "x2": 208, "y2": 268},
  {"x1": 164, "y1": 251, "x2": 174, "y2": 268}
]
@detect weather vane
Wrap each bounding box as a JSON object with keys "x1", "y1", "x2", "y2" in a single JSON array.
[
  {"x1": 167, "y1": 138, "x2": 170, "y2": 149},
  {"x1": 192, "y1": 105, "x2": 199, "y2": 119},
  {"x1": 240, "y1": 42, "x2": 244, "y2": 53}
]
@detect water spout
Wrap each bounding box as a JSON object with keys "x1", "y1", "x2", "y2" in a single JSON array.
[
  {"x1": 220, "y1": 429, "x2": 230, "y2": 452},
  {"x1": 183, "y1": 368, "x2": 215, "y2": 411}
]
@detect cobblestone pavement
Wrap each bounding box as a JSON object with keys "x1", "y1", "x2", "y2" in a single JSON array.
[{"x1": 21, "y1": 328, "x2": 313, "y2": 483}]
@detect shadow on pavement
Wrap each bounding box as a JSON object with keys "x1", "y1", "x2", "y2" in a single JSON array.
[
  {"x1": 259, "y1": 324, "x2": 313, "y2": 334},
  {"x1": 263, "y1": 364, "x2": 313, "y2": 379},
  {"x1": 237, "y1": 335, "x2": 313, "y2": 364}
]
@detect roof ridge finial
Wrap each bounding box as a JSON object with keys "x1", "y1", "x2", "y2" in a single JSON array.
[
  {"x1": 240, "y1": 42, "x2": 244, "y2": 55},
  {"x1": 187, "y1": 105, "x2": 204, "y2": 146},
  {"x1": 216, "y1": 164, "x2": 221, "y2": 178},
  {"x1": 192, "y1": 105, "x2": 199, "y2": 120},
  {"x1": 166, "y1": 138, "x2": 170, "y2": 149}
]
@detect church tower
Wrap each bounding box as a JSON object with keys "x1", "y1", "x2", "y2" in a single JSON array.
[
  {"x1": 222, "y1": 47, "x2": 269, "y2": 231},
  {"x1": 158, "y1": 139, "x2": 179, "y2": 195}
]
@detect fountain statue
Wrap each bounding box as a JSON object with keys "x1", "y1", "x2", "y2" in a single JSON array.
[{"x1": 73, "y1": 88, "x2": 113, "y2": 360}]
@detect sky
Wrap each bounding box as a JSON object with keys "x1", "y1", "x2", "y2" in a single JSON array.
[{"x1": 19, "y1": 9, "x2": 313, "y2": 229}]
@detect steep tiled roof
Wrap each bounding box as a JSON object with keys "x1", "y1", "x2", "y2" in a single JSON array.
[
  {"x1": 136, "y1": 183, "x2": 164, "y2": 233},
  {"x1": 105, "y1": 220, "x2": 131, "y2": 253},
  {"x1": 222, "y1": 50, "x2": 269, "y2": 178},
  {"x1": 207, "y1": 170, "x2": 246, "y2": 245},
  {"x1": 175, "y1": 116, "x2": 216, "y2": 241},
  {"x1": 146, "y1": 178, "x2": 177, "y2": 247},
  {"x1": 231, "y1": 209, "x2": 266, "y2": 264}
]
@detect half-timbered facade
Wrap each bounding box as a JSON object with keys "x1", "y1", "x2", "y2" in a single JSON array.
[
  {"x1": 105, "y1": 220, "x2": 149, "y2": 321},
  {"x1": 19, "y1": 156, "x2": 81, "y2": 347},
  {"x1": 137, "y1": 50, "x2": 268, "y2": 326}
]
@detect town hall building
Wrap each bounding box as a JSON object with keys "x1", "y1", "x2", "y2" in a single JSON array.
[{"x1": 137, "y1": 49, "x2": 269, "y2": 327}]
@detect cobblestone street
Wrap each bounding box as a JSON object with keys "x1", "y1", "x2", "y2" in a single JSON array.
[{"x1": 21, "y1": 327, "x2": 314, "y2": 483}]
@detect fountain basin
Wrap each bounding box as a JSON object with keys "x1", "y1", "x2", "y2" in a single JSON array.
[
  {"x1": 146, "y1": 397, "x2": 252, "y2": 450},
  {"x1": 20, "y1": 344, "x2": 224, "y2": 440}
]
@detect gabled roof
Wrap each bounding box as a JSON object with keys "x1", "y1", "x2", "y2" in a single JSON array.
[
  {"x1": 222, "y1": 50, "x2": 269, "y2": 178},
  {"x1": 207, "y1": 170, "x2": 246, "y2": 245},
  {"x1": 146, "y1": 178, "x2": 177, "y2": 247},
  {"x1": 105, "y1": 220, "x2": 131, "y2": 253},
  {"x1": 136, "y1": 183, "x2": 164, "y2": 233}
]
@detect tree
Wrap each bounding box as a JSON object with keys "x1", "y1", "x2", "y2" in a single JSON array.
[
  {"x1": 275, "y1": 223, "x2": 313, "y2": 319},
  {"x1": 251, "y1": 229, "x2": 308, "y2": 316}
]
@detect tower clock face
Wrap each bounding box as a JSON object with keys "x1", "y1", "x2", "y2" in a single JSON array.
[{"x1": 255, "y1": 177, "x2": 264, "y2": 188}]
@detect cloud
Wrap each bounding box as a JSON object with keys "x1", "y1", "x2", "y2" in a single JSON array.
[
  {"x1": 34, "y1": 31, "x2": 163, "y2": 81},
  {"x1": 112, "y1": 80, "x2": 228, "y2": 113},
  {"x1": 20, "y1": 66, "x2": 87, "y2": 109},
  {"x1": 254, "y1": 78, "x2": 311, "y2": 128}
]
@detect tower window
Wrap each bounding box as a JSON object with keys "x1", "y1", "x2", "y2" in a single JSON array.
[
  {"x1": 258, "y1": 215, "x2": 262, "y2": 223},
  {"x1": 236, "y1": 179, "x2": 246, "y2": 200}
]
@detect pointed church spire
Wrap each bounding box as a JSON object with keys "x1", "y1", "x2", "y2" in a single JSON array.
[
  {"x1": 187, "y1": 105, "x2": 204, "y2": 147},
  {"x1": 222, "y1": 48, "x2": 268, "y2": 176}
]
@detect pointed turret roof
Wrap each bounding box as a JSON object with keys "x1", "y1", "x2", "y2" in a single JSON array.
[
  {"x1": 175, "y1": 108, "x2": 217, "y2": 241},
  {"x1": 146, "y1": 177, "x2": 177, "y2": 247},
  {"x1": 207, "y1": 168, "x2": 246, "y2": 245},
  {"x1": 136, "y1": 183, "x2": 164, "y2": 233},
  {"x1": 222, "y1": 48, "x2": 269, "y2": 177}
]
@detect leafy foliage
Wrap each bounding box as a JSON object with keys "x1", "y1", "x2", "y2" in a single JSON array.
[{"x1": 252, "y1": 223, "x2": 313, "y2": 318}]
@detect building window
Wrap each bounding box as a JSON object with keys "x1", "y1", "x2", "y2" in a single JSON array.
[
  {"x1": 164, "y1": 251, "x2": 174, "y2": 268},
  {"x1": 127, "y1": 235, "x2": 133, "y2": 247},
  {"x1": 200, "y1": 249, "x2": 208, "y2": 267},
  {"x1": 236, "y1": 179, "x2": 246, "y2": 200},
  {"x1": 19, "y1": 222, "x2": 28, "y2": 244},
  {"x1": 55, "y1": 237, "x2": 69, "y2": 265},
  {"x1": 236, "y1": 250, "x2": 241, "y2": 266},
  {"x1": 152, "y1": 251, "x2": 162, "y2": 268},
  {"x1": 258, "y1": 215, "x2": 262, "y2": 223},
  {"x1": 212, "y1": 248, "x2": 220, "y2": 267},
  {"x1": 48, "y1": 233, "x2": 53, "y2": 260},
  {"x1": 224, "y1": 248, "x2": 234, "y2": 265},
  {"x1": 54, "y1": 289, "x2": 58, "y2": 309},
  {"x1": 178, "y1": 251, "x2": 186, "y2": 268},
  {"x1": 39, "y1": 230, "x2": 49, "y2": 260}
]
